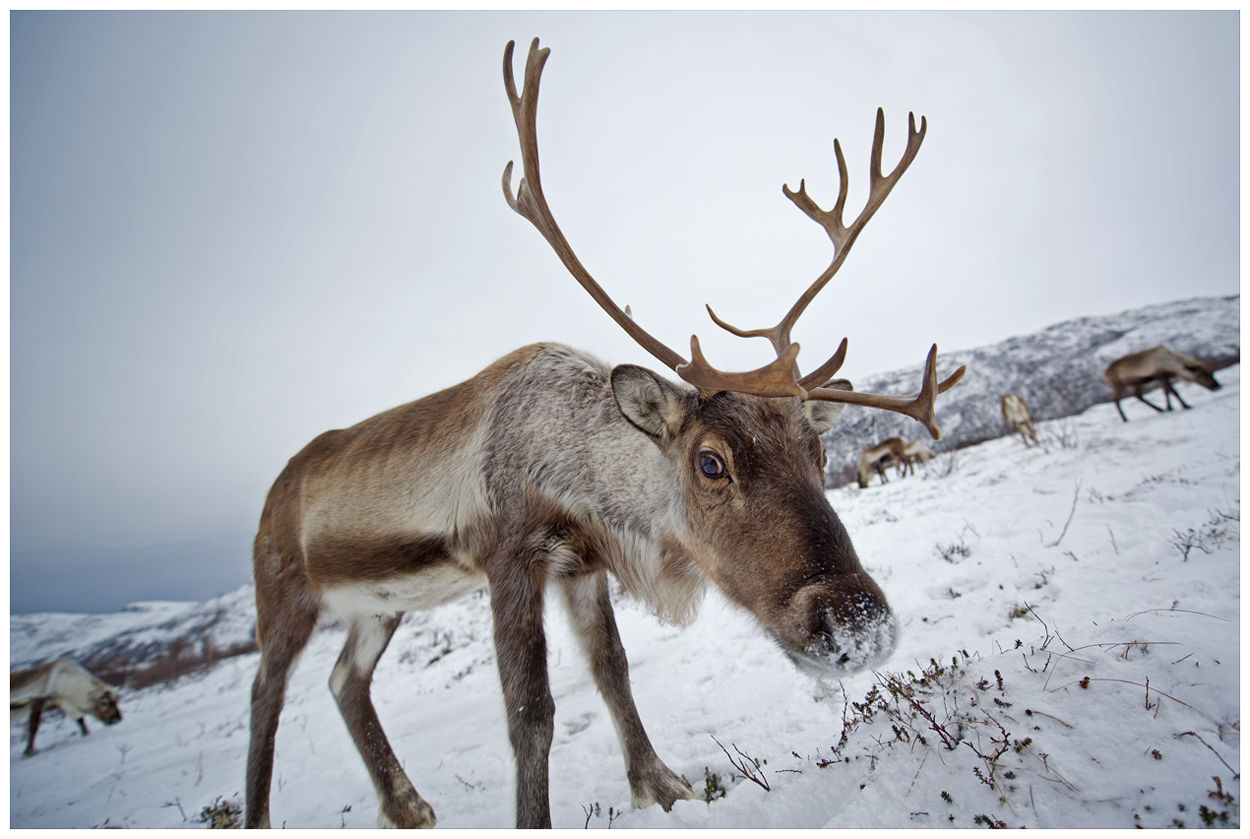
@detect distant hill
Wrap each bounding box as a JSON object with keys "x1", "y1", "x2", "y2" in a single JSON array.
[
  {"x1": 9, "y1": 586, "x2": 258, "y2": 689},
  {"x1": 822, "y1": 294, "x2": 1239, "y2": 485}
]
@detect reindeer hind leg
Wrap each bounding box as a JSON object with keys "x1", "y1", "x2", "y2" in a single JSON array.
[
  {"x1": 245, "y1": 582, "x2": 319, "y2": 829},
  {"x1": 330, "y1": 612, "x2": 435, "y2": 829}
]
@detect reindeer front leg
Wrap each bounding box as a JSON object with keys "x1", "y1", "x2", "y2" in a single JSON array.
[
  {"x1": 560, "y1": 572, "x2": 697, "y2": 811},
  {"x1": 487, "y1": 558, "x2": 555, "y2": 828},
  {"x1": 1132, "y1": 382, "x2": 1166, "y2": 413},
  {"x1": 1160, "y1": 375, "x2": 1192, "y2": 410},
  {"x1": 23, "y1": 698, "x2": 46, "y2": 757}
]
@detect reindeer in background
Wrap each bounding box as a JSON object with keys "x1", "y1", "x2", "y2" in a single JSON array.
[
  {"x1": 1103, "y1": 346, "x2": 1221, "y2": 422},
  {"x1": 1000, "y1": 393, "x2": 1038, "y2": 447},
  {"x1": 900, "y1": 438, "x2": 936, "y2": 473},
  {"x1": 856, "y1": 437, "x2": 909, "y2": 487}
]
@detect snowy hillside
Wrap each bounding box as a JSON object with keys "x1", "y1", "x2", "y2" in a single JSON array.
[
  {"x1": 10, "y1": 586, "x2": 257, "y2": 689},
  {"x1": 823, "y1": 294, "x2": 1239, "y2": 484},
  {"x1": 11, "y1": 365, "x2": 1239, "y2": 829}
]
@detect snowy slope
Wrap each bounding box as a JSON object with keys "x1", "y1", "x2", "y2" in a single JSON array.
[
  {"x1": 10, "y1": 586, "x2": 257, "y2": 672},
  {"x1": 11, "y1": 366, "x2": 1238, "y2": 829},
  {"x1": 10, "y1": 586, "x2": 258, "y2": 690},
  {"x1": 822, "y1": 294, "x2": 1239, "y2": 483}
]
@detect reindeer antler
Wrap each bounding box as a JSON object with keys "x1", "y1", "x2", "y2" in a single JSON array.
[
  {"x1": 502, "y1": 39, "x2": 686, "y2": 373},
  {"x1": 502, "y1": 38, "x2": 966, "y2": 438}
]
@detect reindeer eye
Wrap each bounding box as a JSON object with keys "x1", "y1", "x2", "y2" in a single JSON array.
[{"x1": 698, "y1": 450, "x2": 728, "y2": 479}]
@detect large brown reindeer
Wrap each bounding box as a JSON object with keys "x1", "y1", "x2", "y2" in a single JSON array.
[
  {"x1": 1103, "y1": 345, "x2": 1220, "y2": 422},
  {"x1": 244, "y1": 38, "x2": 965, "y2": 830},
  {"x1": 1000, "y1": 393, "x2": 1038, "y2": 447}
]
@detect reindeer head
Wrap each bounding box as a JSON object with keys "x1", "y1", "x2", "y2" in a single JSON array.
[
  {"x1": 612, "y1": 367, "x2": 893, "y2": 673},
  {"x1": 1183, "y1": 359, "x2": 1221, "y2": 391},
  {"x1": 502, "y1": 39, "x2": 964, "y2": 676},
  {"x1": 90, "y1": 687, "x2": 123, "y2": 725}
]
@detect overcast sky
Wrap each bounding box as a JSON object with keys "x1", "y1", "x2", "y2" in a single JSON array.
[{"x1": 10, "y1": 12, "x2": 1239, "y2": 611}]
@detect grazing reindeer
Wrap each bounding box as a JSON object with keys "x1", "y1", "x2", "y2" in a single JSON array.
[
  {"x1": 856, "y1": 437, "x2": 909, "y2": 488},
  {"x1": 10, "y1": 658, "x2": 122, "y2": 757},
  {"x1": 900, "y1": 438, "x2": 936, "y2": 474},
  {"x1": 1000, "y1": 393, "x2": 1038, "y2": 447},
  {"x1": 244, "y1": 38, "x2": 965, "y2": 830},
  {"x1": 1103, "y1": 345, "x2": 1221, "y2": 422}
]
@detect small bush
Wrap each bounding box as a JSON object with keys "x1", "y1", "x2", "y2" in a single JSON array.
[
  {"x1": 703, "y1": 767, "x2": 727, "y2": 802},
  {"x1": 197, "y1": 796, "x2": 242, "y2": 829}
]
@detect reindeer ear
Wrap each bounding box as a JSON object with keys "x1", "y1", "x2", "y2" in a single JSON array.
[
  {"x1": 611, "y1": 365, "x2": 688, "y2": 441},
  {"x1": 805, "y1": 378, "x2": 853, "y2": 434}
]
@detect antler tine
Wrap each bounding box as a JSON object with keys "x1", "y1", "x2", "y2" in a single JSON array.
[
  {"x1": 807, "y1": 345, "x2": 967, "y2": 440},
  {"x1": 501, "y1": 39, "x2": 687, "y2": 373},
  {"x1": 706, "y1": 305, "x2": 786, "y2": 357},
  {"x1": 778, "y1": 108, "x2": 927, "y2": 349},
  {"x1": 701, "y1": 109, "x2": 926, "y2": 390},
  {"x1": 677, "y1": 336, "x2": 807, "y2": 399}
]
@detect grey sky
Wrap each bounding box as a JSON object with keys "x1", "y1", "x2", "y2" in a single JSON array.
[{"x1": 11, "y1": 12, "x2": 1239, "y2": 612}]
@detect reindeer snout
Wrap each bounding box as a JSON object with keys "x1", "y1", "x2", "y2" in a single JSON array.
[
  {"x1": 776, "y1": 584, "x2": 898, "y2": 677},
  {"x1": 816, "y1": 599, "x2": 898, "y2": 674}
]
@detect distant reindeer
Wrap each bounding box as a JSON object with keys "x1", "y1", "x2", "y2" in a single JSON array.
[
  {"x1": 1000, "y1": 393, "x2": 1038, "y2": 447},
  {"x1": 857, "y1": 437, "x2": 909, "y2": 487},
  {"x1": 243, "y1": 39, "x2": 965, "y2": 829},
  {"x1": 899, "y1": 438, "x2": 936, "y2": 474},
  {"x1": 1102, "y1": 346, "x2": 1221, "y2": 422},
  {"x1": 10, "y1": 658, "x2": 122, "y2": 757}
]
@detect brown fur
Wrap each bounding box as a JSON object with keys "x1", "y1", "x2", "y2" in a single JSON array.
[
  {"x1": 893, "y1": 438, "x2": 935, "y2": 476},
  {"x1": 1000, "y1": 393, "x2": 1038, "y2": 447},
  {"x1": 1103, "y1": 346, "x2": 1221, "y2": 422},
  {"x1": 245, "y1": 344, "x2": 894, "y2": 828},
  {"x1": 856, "y1": 437, "x2": 908, "y2": 488}
]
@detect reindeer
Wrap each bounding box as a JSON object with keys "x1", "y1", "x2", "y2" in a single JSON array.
[
  {"x1": 1103, "y1": 346, "x2": 1221, "y2": 422},
  {"x1": 900, "y1": 438, "x2": 936, "y2": 473},
  {"x1": 10, "y1": 658, "x2": 122, "y2": 757},
  {"x1": 856, "y1": 437, "x2": 909, "y2": 487},
  {"x1": 243, "y1": 39, "x2": 965, "y2": 830},
  {"x1": 1000, "y1": 393, "x2": 1038, "y2": 447}
]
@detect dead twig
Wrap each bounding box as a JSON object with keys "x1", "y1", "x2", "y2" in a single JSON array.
[
  {"x1": 1041, "y1": 640, "x2": 1180, "y2": 692},
  {"x1": 1045, "y1": 479, "x2": 1083, "y2": 548},
  {"x1": 1047, "y1": 676, "x2": 1195, "y2": 711},
  {"x1": 1123, "y1": 607, "x2": 1229, "y2": 622},
  {"x1": 711, "y1": 735, "x2": 771, "y2": 791},
  {"x1": 1024, "y1": 709, "x2": 1075, "y2": 729},
  {"x1": 1176, "y1": 731, "x2": 1239, "y2": 779}
]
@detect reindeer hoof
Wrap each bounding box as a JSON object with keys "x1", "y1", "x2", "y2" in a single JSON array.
[
  {"x1": 630, "y1": 763, "x2": 699, "y2": 811},
  {"x1": 377, "y1": 790, "x2": 436, "y2": 829}
]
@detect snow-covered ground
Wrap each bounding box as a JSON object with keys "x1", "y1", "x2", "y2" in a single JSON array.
[{"x1": 11, "y1": 367, "x2": 1239, "y2": 829}]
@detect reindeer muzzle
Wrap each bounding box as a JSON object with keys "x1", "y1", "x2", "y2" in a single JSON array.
[{"x1": 774, "y1": 586, "x2": 898, "y2": 678}]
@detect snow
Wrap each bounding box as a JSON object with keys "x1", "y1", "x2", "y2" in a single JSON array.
[
  {"x1": 10, "y1": 366, "x2": 1239, "y2": 829},
  {"x1": 822, "y1": 293, "x2": 1239, "y2": 481}
]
